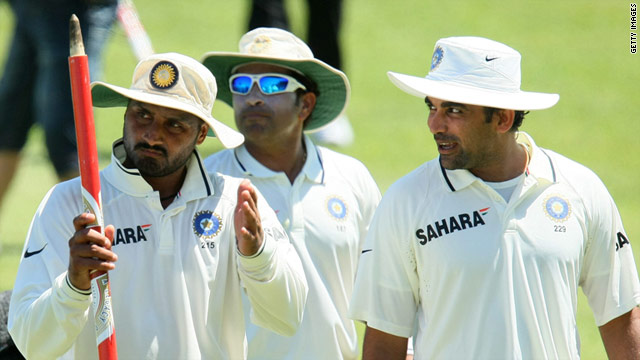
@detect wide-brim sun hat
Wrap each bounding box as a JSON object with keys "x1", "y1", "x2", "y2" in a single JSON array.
[
  {"x1": 200, "y1": 27, "x2": 350, "y2": 132},
  {"x1": 91, "y1": 52, "x2": 244, "y2": 149},
  {"x1": 387, "y1": 36, "x2": 559, "y2": 111}
]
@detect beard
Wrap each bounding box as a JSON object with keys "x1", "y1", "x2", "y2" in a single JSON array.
[
  {"x1": 439, "y1": 151, "x2": 470, "y2": 170},
  {"x1": 123, "y1": 130, "x2": 196, "y2": 178},
  {"x1": 435, "y1": 132, "x2": 500, "y2": 171}
]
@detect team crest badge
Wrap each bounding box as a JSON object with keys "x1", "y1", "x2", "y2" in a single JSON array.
[
  {"x1": 326, "y1": 196, "x2": 348, "y2": 221},
  {"x1": 430, "y1": 46, "x2": 444, "y2": 71},
  {"x1": 150, "y1": 61, "x2": 178, "y2": 89},
  {"x1": 248, "y1": 35, "x2": 272, "y2": 54},
  {"x1": 543, "y1": 195, "x2": 571, "y2": 222},
  {"x1": 193, "y1": 210, "x2": 223, "y2": 239}
]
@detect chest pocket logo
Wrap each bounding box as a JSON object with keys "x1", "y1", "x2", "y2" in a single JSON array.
[
  {"x1": 326, "y1": 196, "x2": 348, "y2": 221},
  {"x1": 193, "y1": 210, "x2": 223, "y2": 239},
  {"x1": 543, "y1": 195, "x2": 572, "y2": 222}
]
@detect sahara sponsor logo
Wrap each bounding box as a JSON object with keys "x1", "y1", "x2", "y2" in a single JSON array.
[
  {"x1": 616, "y1": 232, "x2": 631, "y2": 251},
  {"x1": 415, "y1": 208, "x2": 489, "y2": 245},
  {"x1": 113, "y1": 224, "x2": 151, "y2": 246}
]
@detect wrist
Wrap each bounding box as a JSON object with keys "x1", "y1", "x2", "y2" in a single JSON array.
[
  {"x1": 237, "y1": 236, "x2": 266, "y2": 259},
  {"x1": 65, "y1": 273, "x2": 92, "y2": 296}
]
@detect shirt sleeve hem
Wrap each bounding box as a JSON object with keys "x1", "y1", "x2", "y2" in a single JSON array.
[
  {"x1": 236, "y1": 234, "x2": 268, "y2": 259},
  {"x1": 58, "y1": 273, "x2": 92, "y2": 301},
  {"x1": 595, "y1": 296, "x2": 640, "y2": 326},
  {"x1": 237, "y1": 232, "x2": 276, "y2": 271},
  {"x1": 352, "y1": 314, "x2": 414, "y2": 338}
]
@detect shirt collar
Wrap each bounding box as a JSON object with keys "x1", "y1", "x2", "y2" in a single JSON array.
[
  {"x1": 103, "y1": 139, "x2": 214, "y2": 200},
  {"x1": 517, "y1": 132, "x2": 556, "y2": 184},
  {"x1": 233, "y1": 134, "x2": 325, "y2": 184},
  {"x1": 439, "y1": 131, "x2": 556, "y2": 192}
]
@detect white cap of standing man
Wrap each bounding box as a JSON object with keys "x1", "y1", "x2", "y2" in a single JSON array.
[
  {"x1": 90, "y1": 52, "x2": 245, "y2": 149},
  {"x1": 387, "y1": 36, "x2": 559, "y2": 110},
  {"x1": 200, "y1": 27, "x2": 350, "y2": 132}
]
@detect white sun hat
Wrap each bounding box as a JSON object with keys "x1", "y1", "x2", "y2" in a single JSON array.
[
  {"x1": 387, "y1": 36, "x2": 559, "y2": 110},
  {"x1": 91, "y1": 52, "x2": 244, "y2": 149}
]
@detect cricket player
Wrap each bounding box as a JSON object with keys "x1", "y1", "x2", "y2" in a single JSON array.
[
  {"x1": 201, "y1": 28, "x2": 381, "y2": 359},
  {"x1": 8, "y1": 52, "x2": 308, "y2": 359},
  {"x1": 349, "y1": 36, "x2": 640, "y2": 359}
]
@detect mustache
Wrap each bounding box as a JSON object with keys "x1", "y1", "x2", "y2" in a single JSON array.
[
  {"x1": 134, "y1": 142, "x2": 167, "y2": 156},
  {"x1": 434, "y1": 134, "x2": 459, "y2": 142}
]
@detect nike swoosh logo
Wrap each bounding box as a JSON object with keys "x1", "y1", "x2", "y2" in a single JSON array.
[
  {"x1": 485, "y1": 56, "x2": 499, "y2": 62},
  {"x1": 361, "y1": 249, "x2": 373, "y2": 254},
  {"x1": 24, "y1": 244, "x2": 47, "y2": 258}
]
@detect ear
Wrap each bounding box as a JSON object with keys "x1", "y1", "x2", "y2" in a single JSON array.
[
  {"x1": 495, "y1": 109, "x2": 515, "y2": 133},
  {"x1": 298, "y1": 92, "x2": 317, "y2": 123},
  {"x1": 196, "y1": 122, "x2": 209, "y2": 145}
]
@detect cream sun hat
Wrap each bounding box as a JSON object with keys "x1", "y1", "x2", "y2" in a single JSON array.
[
  {"x1": 91, "y1": 52, "x2": 244, "y2": 149},
  {"x1": 387, "y1": 36, "x2": 559, "y2": 110},
  {"x1": 201, "y1": 27, "x2": 350, "y2": 131}
]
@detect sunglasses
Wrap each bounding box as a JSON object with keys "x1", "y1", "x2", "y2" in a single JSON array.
[{"x1": 229, "y1": 73, "x2": 307, "y2": 95}]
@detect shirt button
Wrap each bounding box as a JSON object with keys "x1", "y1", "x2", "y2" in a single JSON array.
[{"x1": 283, "y1": 219, "x2": 290, "y2": 228}]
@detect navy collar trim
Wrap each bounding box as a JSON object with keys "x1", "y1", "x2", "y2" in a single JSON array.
[
  {"x1": 232, "y1": 139, "x2": 325, "y2": 184},
  {"x1": 440, "y1": 161, "x2": 455, "y2": 192},
  {"x1": 539, "y1": 148, "x2": 557, "y2": 183},
  {"x1": 193, "y1": 150, "x2": 212, "y2": 196},
  {"x1": 234, "y1": 149, "x2": 249, "y2": 174}
]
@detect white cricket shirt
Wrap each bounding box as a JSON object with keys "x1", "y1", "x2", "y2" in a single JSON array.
[
  {"x1": 9, "y1": 139, "x2": 308, "y2": 360},
  {"x1": 350, "y1": 133, "x2": 640, "y2": 359},
  {"x1": 205, "y1": 135, "x2": 381, "y2": 360}
]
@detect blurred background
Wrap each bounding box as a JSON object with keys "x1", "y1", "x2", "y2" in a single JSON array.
[{"x1": 0, "y1": 1, "x2": 638, "y2": 358}]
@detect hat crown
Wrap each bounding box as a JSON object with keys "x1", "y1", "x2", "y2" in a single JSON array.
[
  {"x1": 426, "y1": 36, "x2": 522, "y2": 93},
  {"x1": 238, "y1": 27, "x2": 314, "y2": 60},
  {"x1": 130, "y1": 52, "x2": 217, "y2": 115}
]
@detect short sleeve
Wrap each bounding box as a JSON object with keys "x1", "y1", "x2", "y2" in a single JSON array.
[
  {"x1": 349, "y1": 183, "x2": 419, "y2": 338},
  {"x1": 579, "y1": 183, "x2": 640, "y2": 326}
]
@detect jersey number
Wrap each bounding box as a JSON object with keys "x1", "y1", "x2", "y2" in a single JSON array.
[
  {"x1": 201, "y1": 241, "x2": 215, "y2": 249},
  {"x1": 554, "y1": 225, "x2": 566, "y2": 233}
]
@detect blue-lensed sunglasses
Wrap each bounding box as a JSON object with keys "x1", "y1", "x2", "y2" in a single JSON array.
[{"x1": 229, "y1": 73, "x2": 307, "y2": 95}]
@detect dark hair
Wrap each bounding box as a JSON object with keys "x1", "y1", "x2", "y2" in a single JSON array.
[
  {"x1": 483, "y1": 107, "x2": 529, "y2": 132},
  {"x1": 292, "y1": 74, "x2": 318, "y2": 96}
]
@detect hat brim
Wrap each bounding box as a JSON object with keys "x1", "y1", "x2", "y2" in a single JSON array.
[
  {"x1": 200, "y1": 52, "x2": 350, "y2": 131},
  {"x1": 91, "y1": 82, "x2": 244, "y2": 149},
  {"x1": 387, "y1": 71, "x2": 559, "y2": 111}
]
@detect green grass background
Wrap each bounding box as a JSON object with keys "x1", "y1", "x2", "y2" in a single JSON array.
[{"x1": 0, "y1": 1, "x2": 638, "y2": 358}]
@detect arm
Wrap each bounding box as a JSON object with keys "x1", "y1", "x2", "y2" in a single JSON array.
[
  {"x1": 578, "y1": 174, "x2": 640, "y2": 356},
  {"x1": 406, "y1": 336, "x2": 415, "y2": 360},
  {"x1": 9, "y1": 186, "x2": 117, "y2": 359},
  {"x1": 362, "y1": 326, "x2": 409, "y2": 360},
  {"x1": 599, "y1": 306, "x2": 640, "y2": 360},
  {"x1": 234, "y1": 179, "x2": 308, "y2": 336}
]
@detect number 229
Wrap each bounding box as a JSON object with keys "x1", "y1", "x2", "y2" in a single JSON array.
[{"x1": 554, "y1": 225, "x2": 566, "y2": 233}]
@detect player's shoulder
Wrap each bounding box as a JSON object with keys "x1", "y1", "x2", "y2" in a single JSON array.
[
  {"x1": 203, "y1": 148, "x2": 236, "y2": 171},
  {"x1": 542, "y1": 148, "x2": 606, "y2": 187},
  {"x1": 207, "y1": 171, "x2": 244, "y2": 202},
  {"x1": 315, "y1": 145, "x2": 381, "y2": 195},
  {"x1": 32, "y1": 177, "x2": 84, "y2": 220},
  {"x1": 384, "y1": 159, "x2": 440, "y2": 200},
  {"x1": 46, "y1": 176, "x2": 82, "y2": 201},
  {"x1": 393, "y1": 158, "x2": 440, "y2": 187},
  {"x1": 317, "y1": 145, "x2": 365, "y2": 167},
  {"x1": 316, "y1": 145, "x2": 375, "y2": 180}
]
